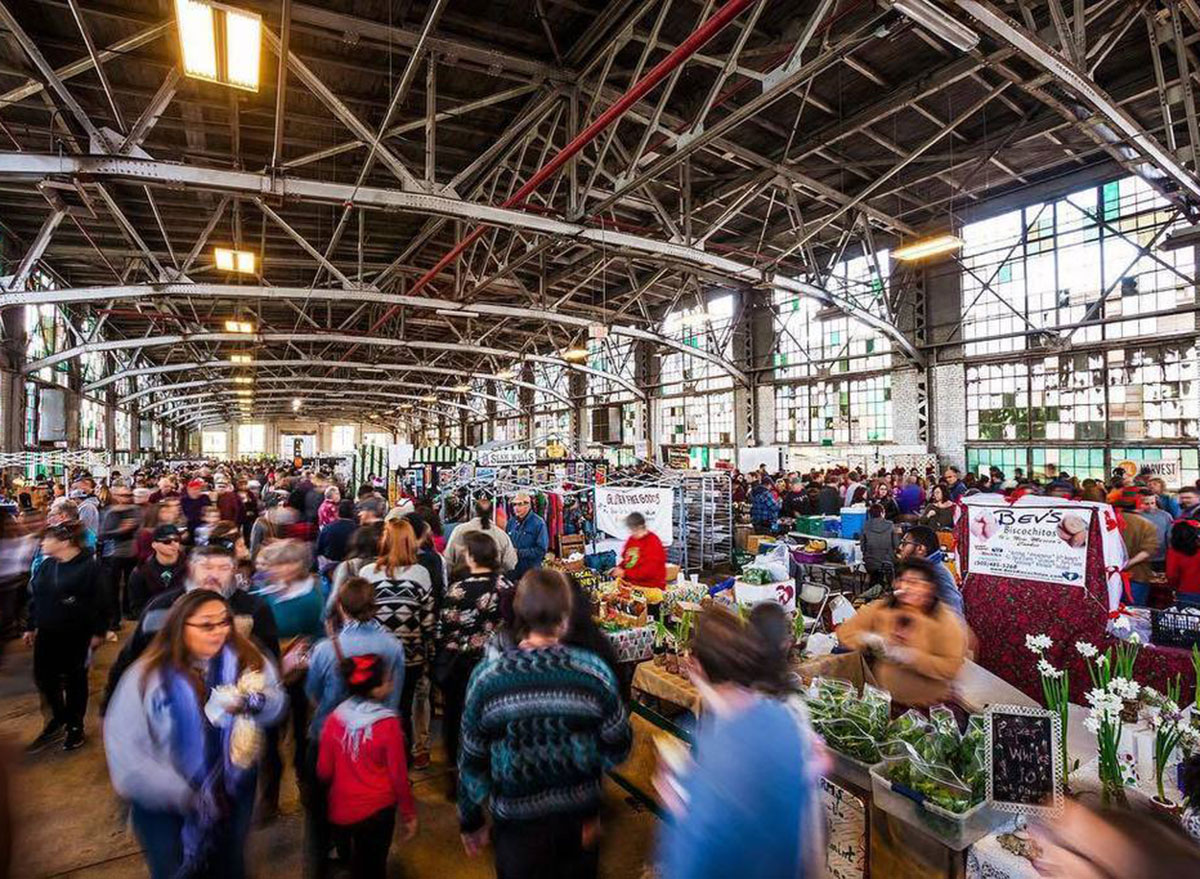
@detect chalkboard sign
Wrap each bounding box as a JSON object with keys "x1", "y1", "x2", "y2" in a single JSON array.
[{"x1": 985, "y1": 705, "x2": 1063, "y2": 817}]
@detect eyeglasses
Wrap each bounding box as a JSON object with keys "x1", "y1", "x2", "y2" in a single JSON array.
[
  {"x1": 155, "y1": 537, "x2": 180, "y2": 545},
  {"x1": 185, "y1": 617, "x2": 233, "y2": 633},
  {"x1": 513, "y1": 501, "x2": 531, "y2": 506}
]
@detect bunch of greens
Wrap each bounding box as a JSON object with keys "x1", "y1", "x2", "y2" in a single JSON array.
[
  {"x1": 740, "y1": 566, "x2": 773, "y2": 585},
  {"x1": 879, "y1": 709, "x2": 987, "y2": 815},
  {"x1": 805, "y1": 679, "x2": 890, "y2": 763}
]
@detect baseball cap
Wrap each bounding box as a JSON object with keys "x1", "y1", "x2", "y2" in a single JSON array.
[
  {"x1": 356, "y1": 497, "x2": 387, "y2": 518},
  {"x1": 187, "y1": 478, "x2": 207, "y2": 490},
  {"x1": 1109, "y1": 487, "x2": 1149, "y2": 510},
  {"x1": 152, "y1": 524, "x2": 181, "y2": 542}
]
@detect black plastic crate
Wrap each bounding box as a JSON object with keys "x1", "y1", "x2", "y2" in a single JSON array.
[{"x1": 1150, "y1": 607, "x2": 1200, "y2": 649}]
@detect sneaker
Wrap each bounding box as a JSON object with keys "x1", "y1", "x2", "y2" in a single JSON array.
[
  {"x1": 412, "y1": 752, "x2": 431, "y2": 770},
  {"x1": 25, "y1": 721, "x2": 65, "y2": 753},
  {"x1": 63, "y1": 727, "x2": 85, "y2": 751}
]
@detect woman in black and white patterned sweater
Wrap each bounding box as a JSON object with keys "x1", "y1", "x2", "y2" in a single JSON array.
[{"x1": 359, "y1": 515, "x2": 434, "y2": 762}]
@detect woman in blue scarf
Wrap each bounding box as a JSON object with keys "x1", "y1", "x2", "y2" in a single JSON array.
[{"x1": 105, "y1": 589, "x2": 287, "y2": 878}]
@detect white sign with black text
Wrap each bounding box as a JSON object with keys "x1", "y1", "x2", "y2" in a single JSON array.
[{"x1": 594, "y1": 486, "x2": 675, "y2": 546}]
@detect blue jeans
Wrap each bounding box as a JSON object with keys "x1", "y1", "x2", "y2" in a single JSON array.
[
  {"x1": 130, "y1": 788, "x2": 254, "y2": 879},
  {"x1": 1128, "y1": 580, "x2": 1151, "y2": 607}
]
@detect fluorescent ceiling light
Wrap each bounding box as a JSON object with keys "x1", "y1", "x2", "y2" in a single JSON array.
[
  {"x1": 893, "y1": 233, "x2": 963, "y2": 261},
  {"x1": 679, "y1": 312, "x2": 709, "y2": 328},
  {"x1": 452, "y1": 384, "x2": 471, "y2": 393},
  {"x1": 175, "y1": 0, "x2": 261, "y2": 91},
  {"x1": 232, "y1": 376, "x2": 253, "y2": 385},
  {"x1": 893, "y1": 0, "x2": 979, "y2": 52},
  {"x1": 223, "y1": 319, "x2": 254, "y2": 333},
  {"x1": 292, "y1": 398, "x2": 302, "y2": 410},
  {"x1": 561, "y1": 347, "x2": 589, "y2": 362},
  {"x1": 214, "y1": 247, "x2": 256, "y2": 274},
  {"x1": 495, "y1": 369, "x2": 516, "y2": 380},
  {"x1": 229, "y1": 354, "x2": 252, "y2": 363},
  {"x1": 435, "y1": 308, "x2": 481, "y2": 319},
  {"x1": 421, "y1": 395, "x2": 437, "y2": 403}
]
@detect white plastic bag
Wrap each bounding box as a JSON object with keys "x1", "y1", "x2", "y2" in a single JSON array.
[
  {"x1": 829, "y1": 594, "x2": 856, "y2": 626},
  {"x1": 757, "y1": 541, "x2": 791, "y2": 582},
  {"x1": 806, "y1": 631, "x2": 838, "y2": 656}
]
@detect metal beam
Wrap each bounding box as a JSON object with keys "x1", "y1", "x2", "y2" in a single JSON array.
[
  {"x1": 957, "y1": 0, "x2": 1200, "y2": 207},
  {"x1": 0, "y1": 154, "x2": 917, "y2": 363},
  {"x1": 2, "y1": 282, "x2": 750, "y2": 382},
  {"x1": 3, "y1": 208, "x2": 64, "y2": 291},
  {"x1": 65, "y1": 0, "x2": 123, "y2": 133}
]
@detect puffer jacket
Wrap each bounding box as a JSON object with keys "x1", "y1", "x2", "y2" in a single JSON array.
[{"x1": 859, "y1": 517, "x2": 898, "y2": 573}]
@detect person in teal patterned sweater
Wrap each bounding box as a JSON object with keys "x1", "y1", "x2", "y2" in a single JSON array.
[{"x1": 457, "y1": 569, "x2": 631, "y2": 879}]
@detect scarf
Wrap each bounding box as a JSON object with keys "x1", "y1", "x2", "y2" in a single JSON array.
[
  {"x1": 333, "y1": 697, "x2": 396, "y2": 761},
  {"x1": 163, "y1": 644, "x2": 254, "y2": 878}
]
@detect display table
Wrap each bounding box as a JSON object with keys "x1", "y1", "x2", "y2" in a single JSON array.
[
  {"x1": 952, "y1": 660, "x2": 1038, "y2": 714},
  {"x1": 604, "y1": 625, "x2": 654, "y2": 664},
  {"x1": 966, "y1": 832, "x2": 1036, "y2": 879},
  {"x1": 632, "y1": 660, "x2": 701, "y2": 715}
]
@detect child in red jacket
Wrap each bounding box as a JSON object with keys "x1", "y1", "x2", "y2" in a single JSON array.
[{"x1": 317, "y1": 654, "x2": 417, "y2": 877}]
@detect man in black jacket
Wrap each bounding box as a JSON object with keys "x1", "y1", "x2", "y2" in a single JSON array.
[
  {"x1": 126, "y1": 524, "x2": 186, "y2": 617},
  {"x1": 101, "y1": 542, "x2": 279, "y2": 712}
]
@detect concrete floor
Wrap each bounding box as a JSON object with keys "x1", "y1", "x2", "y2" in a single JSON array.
[{"x1": 0, "y1": 630, "x2": 658, "y2": 878}]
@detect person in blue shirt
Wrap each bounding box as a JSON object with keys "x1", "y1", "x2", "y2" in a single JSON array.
[
  {"x1": 897, "y1": 525, "x2": 964, "y2": 617},
  {"x1": 749, "y1": 478, "x2": 782, "y2": 534},
  {"x1": 505, "y1": 492, "x2": 549, "y2": 582},
  {"x1": 657, "y1": 606, "x2": 823, "y2": 879},
  {"x1": 304, "y1": 576, "x2": 405, "y2": 877}
]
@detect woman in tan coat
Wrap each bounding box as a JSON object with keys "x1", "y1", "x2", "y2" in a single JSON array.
[{"x1": 837, "y1": 557, "x2": 967, "y2": 707}]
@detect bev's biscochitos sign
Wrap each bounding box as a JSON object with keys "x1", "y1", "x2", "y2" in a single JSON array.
[{"x1": 964, "y1": 503, "x2": 1090, "y2": 586}]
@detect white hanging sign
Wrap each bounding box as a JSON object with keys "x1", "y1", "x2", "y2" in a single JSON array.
[
  {"x1": 594, "y1": 486, "x2": 674, "y2": 546},
  {"x1": 478, "y1": 448, "x2": 535, "y2": 466}
]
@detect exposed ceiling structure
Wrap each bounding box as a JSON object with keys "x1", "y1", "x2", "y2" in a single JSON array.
[{"x1": 1, "y1": 0, "x2": 1198, "y2": 430}]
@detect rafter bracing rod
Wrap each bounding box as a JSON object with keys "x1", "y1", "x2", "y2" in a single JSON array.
[
  {"x1": 271, "y1": 0, "x2": 292, "y2": 171},
  {"x1": 2, "y1": 208, "x2": 64, "y2": 292},
  {"x1": 1169, "y1": 0, "x2": 1200, "y2": 169},
  {"x1": 253, "y1": 198, "x2": 354, "y2": 289},
  {"x1": 120, "y1": 68, "x2": 181, "y2": 154},
  {"x1": 65, "y1": 0, "x2": 123, "y2": 133}
]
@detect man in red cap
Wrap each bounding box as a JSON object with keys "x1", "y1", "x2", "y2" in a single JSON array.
[{"x1": 180, "y1": 477, "x2": 212, "y2": 539}]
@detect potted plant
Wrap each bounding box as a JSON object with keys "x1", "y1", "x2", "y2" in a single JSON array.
[
  {"x1": 1027, "y1": 634, "x2": 1076, "y2": 791},
  {"x1": 652, "y1": 618, "x2": 670, "y2": 667},
  {"x1": 1110, "y1": 618, "x2": 1142, "y2": 722},
  {"x1": 1079, "y1": 639, "x2": 1140, "y2": 807},
  {"x1": 1142, "y1": 679, "x2": 1188, "y2": 813}
]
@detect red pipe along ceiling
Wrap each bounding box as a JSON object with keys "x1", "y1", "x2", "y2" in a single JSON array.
[{"x1": 363, "y1": 0, "x2": 763, "y2": 338}]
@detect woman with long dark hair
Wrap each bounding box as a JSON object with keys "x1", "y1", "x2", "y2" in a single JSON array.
[
  {"x1": 919, "y1": 483, "x2": 957, "y2": 530},
  {"x1": 434, "y1": 531, "x2": 510, "y2": 777},
  {"x1": 104, "y1": 589, "x2": 285, "y2": 878},
  {"x1": 1166, "y1": 519, "x2": 1200, "y2": 608}
]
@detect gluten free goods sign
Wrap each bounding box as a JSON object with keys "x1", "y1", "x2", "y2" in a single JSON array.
[
  {"x1": 594, "y1": 487, "x2": 674, "y2": 546},
  {"x1": 965, "y1": 505, "x2": 1090, "y2": 586}
]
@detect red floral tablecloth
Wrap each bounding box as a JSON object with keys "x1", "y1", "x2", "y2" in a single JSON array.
[{"x1": 958, "y1": 512, "x2": 1195, "y2": 706}]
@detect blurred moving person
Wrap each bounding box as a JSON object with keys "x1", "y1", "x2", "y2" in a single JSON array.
[
  {"x1": 104, "y1": 590, "x2": 286, "y2": 879},
  {"x1": 656, "y1": 605, "x2": 824, "y2": 879},
  {"x1": 24, "y1": 520, "x2": 105, "y2": 752}
]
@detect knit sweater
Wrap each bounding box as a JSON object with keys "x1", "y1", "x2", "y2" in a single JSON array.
[
  {"x1": 360, "y1": 561, "x2": 435, "y2": 666},
  {"x1": 457, "y1": 644, "x2": 631, "y2": 833}
]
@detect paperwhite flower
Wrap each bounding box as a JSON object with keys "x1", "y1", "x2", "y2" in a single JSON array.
[
  {"x1": 1026, "y1": 633, "x2": 1053, "y2": 654},
  {"x1": 1075, "y1": 641, "x2": 1098, "y2": 659},
  {"x1": 1109, "y1": 677, "x2": 1141, "y2": 701},
  {"x1": 1083, "y1": 714, "x2": 1101, "y2": 734},
  {"x1": 1037, "y1": 659, "x2": 1064, "y2": 679},
  {"x1": 1112, "y1": 615, "x2": 1130, "y2": 631},
  {"x1": 1095, "y1": 653, "x2": 1109, "y2": 665},
  {"x1": 1126, "y1": 631, "x2": 1141, "y2": 645}
]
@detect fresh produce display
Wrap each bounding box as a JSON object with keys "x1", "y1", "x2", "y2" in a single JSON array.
[
  {"x1": 805, "y1": 678, "x2": 987, "y2": 815},
  {"x1": 739, "y1": 566, "x2": 774, "y2": 585}
]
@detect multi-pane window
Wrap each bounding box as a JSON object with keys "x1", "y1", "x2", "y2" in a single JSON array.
[
  {"x1": 330, "y1": 424, "x2": 357, "y2": 453},
  {"x1": 201, "y1": 430, "x2": 227, "y2": 456},
  {"x1": 237, "y1": 423, "x2": 266, "y2": 454},
  {"x1": 492, "y1": 417, "x2": 526, "y2": 444},
  {"x1": 587, "y1": 338, "x2": 637, "y2": 403},
  {"x1": 26, "y1": 304, "x2": 69, "y2": 386},
  {"x1": 1030, "y1": 447, "x2": 1107, "y2": 480},
  {"x1": 962, "y1": 176, "x2": 1194, "y2": 355},
  {"x1": 1107, "y1": 344, "x2": 1199, "y2": 440},
  {"x1": 966, "y1": 447, "x2": 1030, "y2": 479},
  {"x1": 80, "y1": 397, "x2": 105, "y2": 449},
  {"x1": 23, "y1": 381, "x2": 38, "y2": 447},
  {"x1": 774, "y1": 376, "x2": 892, "y2": 444},
  {"x1": 657, "y1": 391, "x2": 735, "y2": 446},
  {"x1": 534, "y1": 410, "x2": 571, "y2": 444},
  {"x1": 114, "y1": 410, "x2": 131, "y2": 450},
  {"x1": 774, "y1": 251, "x2": 892, "y2": 378},
  {"x1": 659, "y1": 295, "x2": 736, "y2": 395},
  {"x1": 362, "y1": 431, "x2": 392, "y2": 448}
]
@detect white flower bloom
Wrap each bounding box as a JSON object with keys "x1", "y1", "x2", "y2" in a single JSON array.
[
  {"x1": 1112, "y1": 615, "x2": 1130, "y2": 631},
  {"x1": 1075, "y1": 641, "x2": 1098, "y2": 659},
  {"x1": 1083, "y1": 714, "x2": 1101, "y2": 734},
  {"x1": 1109, "y1": 677, "x2": 1141, "y2": 701},
  {"x1": 1127, "y1": 632, "x2": 1141, "y2": 645},
  {"x1": 1037, "y1": 659, "x2": 1064, "y2": 679},
  {"x1": 1095, "y1": 653, "x2": 1109, "y2": 665},
  {"x1": 1026, "y1": 633, "x2": 1053, "y2": 654}
]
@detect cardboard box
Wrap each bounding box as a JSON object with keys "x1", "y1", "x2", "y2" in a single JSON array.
[
  {"x1": 745, "y1": 534, "x2": 778, "y2": 554},
  {"x1": 734, "y1": 524, "x2": 752, "y2": 550},
  {"x1": 665, "y1": 563, "x2": 680, "y2": 582}
]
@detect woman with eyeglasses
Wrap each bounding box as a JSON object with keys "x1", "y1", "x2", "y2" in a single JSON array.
[
  {"x1": 24, "y1": 520, "x2": 106, "y2": 753},
  {"x1": 105, "y1": 588, "x2": 286, "y2": 879}
]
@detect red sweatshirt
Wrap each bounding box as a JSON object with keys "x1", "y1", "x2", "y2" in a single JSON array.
[
  {"x1": 316, "y1": 708, "x2": 416, "y2": 826},
  {"x1": 1167, "y1": 547, "x2": 1200, "y2": 595},
  {"x1": 619, "y1": 531, "x2": 668, "y2": 591}
]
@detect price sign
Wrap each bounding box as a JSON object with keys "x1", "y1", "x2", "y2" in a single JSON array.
[
  {"x1": 985, "y1": 705, "x2": 1062, "y2": 817},
  {"x1": 820, "y1": 777, "x2": 866, "y2": 879}
]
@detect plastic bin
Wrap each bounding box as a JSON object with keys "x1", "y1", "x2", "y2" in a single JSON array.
[
  {"x1": 821, "y1": 516, "x2": 842, "y2": 537},
  {"x1": 840, "y1": 507, "x2": 868, "y2": 539},
  {"x1": 1150, "y1": 607, "x2": 1200, "y2": 649},
  {"x1": 827, "y1": 748, "x2": 874, "y2": 791},
  {"x1": 869, "y1": 759, "x2": 1015, "y2": 851},
  {"x1": 796, "y1": 515, "x2": 825, "y2": 536}
]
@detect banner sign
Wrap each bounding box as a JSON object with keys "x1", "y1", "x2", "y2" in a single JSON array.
[
  {"x1": 478, "y1": 448, "x2": 535, "y2": 466},
  {"x1": 594, "y1": 486, "x2": 674, "y2": 546},
  {"x1": 965, "y1": 504, "x2": 1090, "y2": 586},
  {"x1": 1118, "y1": 459, "x2": 1179, "y2": 481}
]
